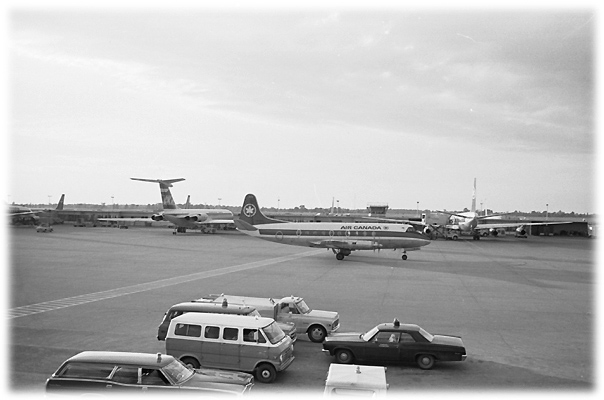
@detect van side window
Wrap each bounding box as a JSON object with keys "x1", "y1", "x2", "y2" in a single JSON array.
[
  {"x1": 174, "y1": 323, "x2": 201, "y2": 337},
  {"x1": 223, "y1": 327, "x2": 239, "y2": 341},
  {"x1": 243, "y1": 328, "x2": 266, "y2": 343},
  {"x1": 204, "y1": 326, "x2": 220, "y2": 339}
]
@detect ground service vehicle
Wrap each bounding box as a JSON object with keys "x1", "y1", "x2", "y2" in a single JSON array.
[
  {"x1": 165, "y1": 313, "x2": 295, "y2": 383},
  {"x1": 324, "y1": 364, "x2": 388, "y2": 397},
  {"x1": 196, "y1": 293, "x2": 340, "y2": 342},
  {"x1": 156, "y1": 301, "x2": 296, "y2": 342},
  {"x1": 322, "y1": 319, "x2": 467, "y2": 370},
  {"x1": 45, "y1": 351, "x2": 254, "y2": 395}
]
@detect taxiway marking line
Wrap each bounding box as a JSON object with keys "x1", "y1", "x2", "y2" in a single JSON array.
[{"x1": 8, "y1": 249, "x2": 324, "y2": 319}]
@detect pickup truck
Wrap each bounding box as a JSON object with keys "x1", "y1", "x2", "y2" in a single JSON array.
[{"x1": 195, "y1": 294, "x2": 340, "y2": 342}]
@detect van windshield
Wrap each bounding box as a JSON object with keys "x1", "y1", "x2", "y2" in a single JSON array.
[{"x1": 262, "y1": 322, "x2": 285, "y2": 344}]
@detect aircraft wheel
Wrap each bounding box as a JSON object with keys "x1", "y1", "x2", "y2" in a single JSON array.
[
  {"x1": 402, "y1": 254, "x2": 408, "y2": 260},
  {"x1": 336, "y1": 253, "x2": 345, "y2": 261}
]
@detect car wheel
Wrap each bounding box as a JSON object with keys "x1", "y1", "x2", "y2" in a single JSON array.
[
  {"x1": 416, "y1": 354, "x2": 435, "y2": 370},
  {"x1": 255, "y1": 363, "x2": 277, "y2": 383},
  {"x1": 335, "y1": 349, "x2": 354, "y2": 364},
  {"x1": 180, "y1": 357, "x2": 200, "y2": 369},
  {"x1": 308, "y1": 325, "x2": 327, "y2": 342}
]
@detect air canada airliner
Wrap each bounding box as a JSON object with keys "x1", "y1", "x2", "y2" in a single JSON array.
[{"x1": 235, "y1": 194, "x2": 431, "y2": 260}]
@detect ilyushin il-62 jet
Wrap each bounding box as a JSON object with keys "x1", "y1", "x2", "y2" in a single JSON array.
[{"x1": 234, "y1": 194, "x2": 431, "y2": 261}]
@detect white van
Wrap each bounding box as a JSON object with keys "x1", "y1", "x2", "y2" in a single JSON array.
[{"x1": 165, "y1": 313, "x2": 295, "y2": 384}]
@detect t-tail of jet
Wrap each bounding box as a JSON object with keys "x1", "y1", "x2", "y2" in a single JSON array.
[
  {"x1": 235, "y1": 194, "x2": 284, "y2": 231},
  {"x1": 131, "y1": 178, "x2": 185, "y2": 210},
  {"x1": 56, "y1": 194, "x2": 65, "y2": 211}
]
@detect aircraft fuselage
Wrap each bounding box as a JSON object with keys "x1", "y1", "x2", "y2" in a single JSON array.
[{"x1": 237, "y1": 221, "x2": 430, "y2": 250}]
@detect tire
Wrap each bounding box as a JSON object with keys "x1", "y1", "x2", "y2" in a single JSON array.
[
  {"x1": 308, "y1": 325, "x2": 327, "y2": 342},
  {"x1": 255, "y1": 363, "x2": 277, "y2": 384},
  {"x1": 416, "y1": 354, "x2": 435, "y2": 370},
  {"x1": 402, "y1": 254, "x2": 408, "y2": 260},
  {"x1": 336, "y1": 253, "x2": 345, "y2": 260},
  {"x1": 335, "y1": 349, "x2": 354, "y2": 364},
  {"x1": 180, "y1": 356, "x2": 200, "y2": 369}
]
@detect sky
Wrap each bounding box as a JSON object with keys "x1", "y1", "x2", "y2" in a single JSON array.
[{"x1": 4, "y1": 1, "x2": 598, "y2": 214}]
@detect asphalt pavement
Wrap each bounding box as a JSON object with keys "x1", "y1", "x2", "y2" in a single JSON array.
[{"x1": 6, "y1": 225, "x2": 595, "y2": 397}]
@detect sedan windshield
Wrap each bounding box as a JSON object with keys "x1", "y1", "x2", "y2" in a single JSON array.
[
  {"x1": 361, "y1": 326, "x2": 379, "y2": 342},
  {"x1": 162, "y1": 360, "x2": 194, "y2": 384},
  {"x1": 262, "y1": 321, "x2": 286, "y2": 344}
]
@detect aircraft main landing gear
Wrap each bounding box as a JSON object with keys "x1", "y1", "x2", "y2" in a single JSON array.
[
  {"x1": 333, "y1": 249, "x2": 351, "y2": 260},
  {"x1": 402, "y1": 251, "x2": 408, "y2": 261}
]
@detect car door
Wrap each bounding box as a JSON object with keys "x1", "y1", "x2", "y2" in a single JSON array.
[
  {"x1": 398, "y1": 331, "x2": 424, "y2": 363},
  {"x1": 364, "y1": 331, "x2": 400, "y2": 363}
]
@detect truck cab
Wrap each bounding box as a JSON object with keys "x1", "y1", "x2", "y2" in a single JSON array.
[{"x1": 197, "y1": 294, "x2": 340, "y2": 343}]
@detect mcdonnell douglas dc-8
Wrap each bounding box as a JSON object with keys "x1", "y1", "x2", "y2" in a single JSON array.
[
  {"x1": 99, "y1": 178, "x2": 234, "y2": 234},
  {"x1": 234, "y1": 194, "x2": 431, "y2": 260}
]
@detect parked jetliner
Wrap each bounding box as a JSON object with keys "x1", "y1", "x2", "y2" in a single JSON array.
[
  {"x1": 442, "y1": 179, "x2": 571, "y2": 240},
  {"x1": 234, "y1": 194, "x2": 431, "y2": 260},
  {"x1": 100, "y1": 178, "x2": 233, "y2": 234},
  {"x1": 8, "y1": 194, "x2": 65, "y2": 225}
]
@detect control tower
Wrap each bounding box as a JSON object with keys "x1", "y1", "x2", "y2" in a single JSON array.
[{"x1": 367, "y1": 203, "x2": 388, "y2": 217}]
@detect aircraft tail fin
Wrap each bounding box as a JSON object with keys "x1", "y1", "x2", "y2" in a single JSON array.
[
  {"x1": 237, "y1": 194, "x2": 284, "y2": 227},
  {"x1": 131, "y1": 177, "x2": 185, "y2": 210},
  {"x1": 185, "y1": 195, "x2": 191, "y2": 209},
  {"x1": 56, "y1": 194, "x2": 65, "y2": 211}
]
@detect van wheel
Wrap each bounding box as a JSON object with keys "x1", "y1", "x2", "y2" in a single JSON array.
[
  {"x1": 180, "y1": 357, "x2": 200, "y2": 369},
  {"x1": 308, "y1": 325, "x2": 327, "y2": 342},
  {"x1": 255, "y1": 363, "x2": 277, "y2": 384}
]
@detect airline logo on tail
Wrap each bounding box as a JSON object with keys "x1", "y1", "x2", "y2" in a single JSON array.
[{"x1": 243, "y1": 204, "x2": 257, "y2": 218}]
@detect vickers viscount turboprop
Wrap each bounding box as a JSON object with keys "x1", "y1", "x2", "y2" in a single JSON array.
[{"x1": 234, "y1": 194, "x2": 431, "y2": 260}]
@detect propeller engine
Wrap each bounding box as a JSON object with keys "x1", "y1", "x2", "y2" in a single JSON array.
[{"x1": 151, "y1": 214, "x2": 164, "y2": 221}]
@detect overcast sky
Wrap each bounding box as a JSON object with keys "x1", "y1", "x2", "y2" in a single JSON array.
[{"x1": 5, "y1": 2, "x2": 597, "y2": 213}]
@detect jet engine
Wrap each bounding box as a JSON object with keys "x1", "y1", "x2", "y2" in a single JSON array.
[
  {"x1": 423, "y1": 227, "x2": 432, "y2": 235},
  {"x1": 516, "y1": 226, "x2": 526, "y2": 236},
  {"x1": 489, "y1": 228, "x2": 499, "y2": 236},
  {"x1": 185, "y1": 214, "x2": 208, "y2": 222},
  {"x1": 151, "y1": 214, "x2": 164, "y2": 221}
]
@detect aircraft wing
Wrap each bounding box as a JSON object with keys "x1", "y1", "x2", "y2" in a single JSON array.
[
  {"x1": 97, "y1": 218, "x2": 154, "y2": 222},
  {"x1": 476, "y1": 221, "x2": 573, "y2": 230},
  {"x1": 201, "y1": 219, "x2": 235, "y2": 224},
  {"x1": 361, "y1": 216, "x2": 427, "y2": 227},
  {"x1": 9, "y1": 210, "x2": 43, "y2": 217}
]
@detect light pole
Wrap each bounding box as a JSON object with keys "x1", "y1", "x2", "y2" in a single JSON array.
[
  {"x1": 416, "y1": 201, "x2": 419, "y2": 216},
  {"x1": 278, "y1": 198, "x2": 280, "y2": 210},
  {"x1": 218, "y1": 198, "x2": 222, "y2": 206},
  {"x1": 546, "y1": 203, "x2": 549, "y2": 220}
]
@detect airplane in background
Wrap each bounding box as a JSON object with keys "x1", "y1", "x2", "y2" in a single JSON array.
[
  {"x1": 234, "y1": 193, "x2": 431, "y2": 261},
  {"x1": 438, "y1": 178, "x2": 573, "y2": 240},
  {"x1": 8, "y1": 194, "x2": 65, "y2": 225},
  {"x1": 99, "y1": 178, "x2": 234, "y2": 234}
]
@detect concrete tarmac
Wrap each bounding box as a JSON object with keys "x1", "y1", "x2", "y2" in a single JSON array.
[{"x1": 6, "y1": 225, "x2": 595, "y2": 396}]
